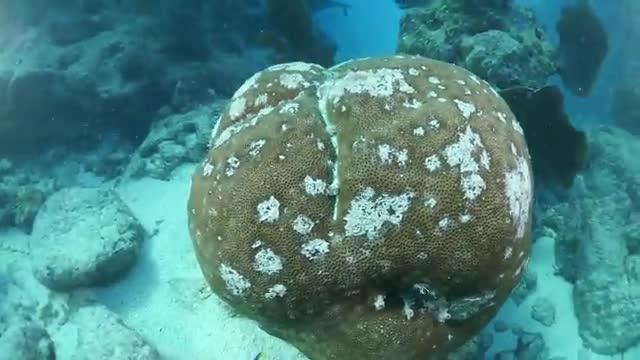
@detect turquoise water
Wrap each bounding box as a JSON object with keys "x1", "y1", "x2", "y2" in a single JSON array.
[{"x1": 1, "y1": 1, "x2": 638, "y2": 359}]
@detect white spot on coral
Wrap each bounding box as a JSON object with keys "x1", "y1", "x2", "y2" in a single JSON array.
[
  {"x1": 254, "y1": 248, "x2": 283, "y2": 275},
  {"x1": 203, "y1": 163, "x2": 214, "y2": 176},
  {"x1": 437, "y1": 98, "x2": 447, "y2": 102},
  {"x1": 408, "y1": 68, "x2": 419, "y2": 76},
  {"x1": 504, "y1": 246, "x2": 513, "y2": 260},
  {"x1": 279, "y1": 73, "x2": 310, "y2": 89},
  {"x1": 428, "y1": 76, "x2": 441, "y2": 84},
  {"x1": 257, "y1": 196, "x2": 280, "y2": 223},
  {"x1": 403, "y1": 99, "x2": 422, "y2": 109},
  {"x1": 373, "y1": 294, "x2": 386, "y2": 310},
  {"x1": 454, "y1": 99, "x2": 476, "y2": 119},
  {"x1": 248, "y1": 139, "x2": 266, "y2": 157},
  {"x1": 225, "y1": 156, "x2": 240, "y2": 176},
  {"x1": 280, "y1": 102, "x2": 299, "y2": 114},
  {"x1": 301, "y1": 239, "x2": 330, "y2": 260},
  {"x1": 264, "y1": 284, "x2": 287, "y2": 299},
  {"x1": 429, "y1": 120, "x2": 440, "y2": 130},
  {"x1": 424, "y1": 197, "x2": 437, "y2": 209},
  {"x1": 316, "y1": 140, "x2": 326, "y2": 151},
  {"x1": 413, "y1": 126, "x2": 425, "y2": 136},
  {"x1": 496, "y1": 112, "x2": 507, "y2": 123},
  {"x1": 344, "y1": 187, "x2": 415, "y2": 241},
  {"x1": 403, "y1": 298, "x2": 415, "y2": 320},
  {"x1": 443, "y1": 126, "x2": 488, "y2": 200},
  {"x1": 219, "y1": 264, "x2": 251, "y2": 296},
  {"x1": 469, "y1": 74, "x2": 481, "y2": 85},
  {"x1": 439, "y1": 217, "x2": 453, "y2": 230},
  {"x1": 504, "y1": 150, "x2": 532, "y2": 238},
  {"x1": 457, "y1": 80, "x2": 466, "y2": 85},
  {"x1": 427, "y1": 90, "x2": 438, "y2": 98},
  {"x1": 424, "y1": 155, "x2": 441, "y2": 172},
  {"x1": 293, "y1": 215, "x2": 315, "y2": 235},
  {"x1": 304, "y1": 176, "x2": 327, "y2": 196},
  {"x1": 378, "y1": 144, "x2": 409, "y2": 166},
  {"x1": 251, "y1": 240, "x2": 263, "y2": 249}
]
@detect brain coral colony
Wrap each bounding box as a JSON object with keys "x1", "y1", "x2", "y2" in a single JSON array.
[{"x1": 187, "y1": 55, "x2": 533, "y2": 359}]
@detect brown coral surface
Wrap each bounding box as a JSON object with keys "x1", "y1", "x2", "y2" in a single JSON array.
[{"x1": 188, "y1": 55, "x2": 533, "y2": 360}]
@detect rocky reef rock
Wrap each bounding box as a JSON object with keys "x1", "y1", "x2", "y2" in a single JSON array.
[
  {"x1": 188, "y1": 55, "x2": 534, "y2": 359},
  {"x1": 397, "y1": 0, "x2": 556, "y2": 90},
  {"x1": 537, "y1": 126, "x2": 640, "y2": 354},
  {"x1": 53, "y1": 305, "x2": 160, "y2": 360},
  {"x1": 0, "y1": 319, "x2": 55, "y2": 360},
  {"x1": 30, "y1": 186, "x2": 145, "y2": 291},
  {"x1": 124, "y1": 102, "x2": 227, "y2": 180},
  {"x1": 0, "y1": 0, "x2": 270, "y2": 156}
]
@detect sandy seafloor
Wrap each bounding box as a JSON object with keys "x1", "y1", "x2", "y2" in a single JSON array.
[{"x1": 2, "y1": 163, "x2": 639, "y2": 360}]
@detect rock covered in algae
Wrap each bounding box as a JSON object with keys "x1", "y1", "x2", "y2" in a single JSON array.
[{"x1": 188, "y1": 55, "x2": 533, "y2": 359}]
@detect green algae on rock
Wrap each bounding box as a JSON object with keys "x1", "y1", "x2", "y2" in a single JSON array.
[{"x1": 188, "y1": 55, "x2": 533, "y2": 360}]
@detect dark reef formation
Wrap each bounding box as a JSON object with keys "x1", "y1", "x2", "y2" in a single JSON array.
[
  {"x1": 556, "y1": 0, "x2": 609, "y2": 97},
  {"x1": 500, "y1": 86, "x2": 589, "y2": 189}
]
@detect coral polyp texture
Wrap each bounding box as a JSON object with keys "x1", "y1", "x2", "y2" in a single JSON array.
[{"x1": 188, "y1": 55, "x2": 533, "y2": 359}]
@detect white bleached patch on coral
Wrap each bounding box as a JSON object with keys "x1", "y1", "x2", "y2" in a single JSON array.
[
  {"x1": 403, "y1": 297, "x2": 415, "y2": 320},
  {"x1": 373, "y1": 294, "x2": 386, "y2": 310},
  {"x1": 229, "y1": 97, "x2": 247, "y2": 121},
  {"x1": 454, "y1": 99, "x2": 476, "y2": 119},
  {"x1": 301, "y1": 238, "x2": 330, "y2": 260},
  {"x1": 254, "y1": 248, "x2": 283, "y2": 275},
  {"x1": 344, "y1": 187, "x2": 415, "y2": 241},
  {"x1": 325, "y1": 68, "x2": 415, "y2": 105},
  {"x1": 232, "y1": 72, "x2": 261, "y2": 99},
  {"x1": 264, "y1": 284, "x2": 287, "y2": 299},
  {"x1": 428, "y1": 76, "x2": 441, "y2": 84},
  {"x1": 304, "y1": 176, "x2": 327, "y2": 196},
  {"x1": 504, "y1": 149, "x2": 532, "y2": 239},
  {"x1": 268, "y1": 62, "x2": 316, "y2": 73},
  {"x1": 225, "y1": 156, "x2": 240, "y2": 176},
  {"x1": 213, "y1": 106, "x2": 274, "y2": 149},
  {"x1": 413, "y1": 126, "x2": 425, "y2": 136},
  {"x1": 202, "y1": 162, "x2": 214, "y2": 176},
  {"x1": 280, "y1": 102, "x2": 299, "y2": 115},
  {"x1": 429, "y1": 119, "x2": 440, "y2": 130},
  {"x1": 248, "y1": 139, "x2": 266, "y2": 157},
  {"x1": 257, "y1": 196, "x2": 281, "y2": 223},
  {"x1": 219, "y1": 264, "x2": 251, "y2": 296},
  {"x1": 254, "y1": 94, "x2": 268, "y2": 106},
  {"x1": 378, "y1": 144, "x2": 409, "y2": 166},
  {"x1": 292, "y1": 215, "x2": 315, "y2": 235},
  {"x1": 279, "y1": 73, "x2": 310, "y2": 89},
  {"x1": 424, "y1": 155, "x2": 441, "y2": 172},
  {"x1": 443, "y1": 126, "x2": 488, "y2": 201}
]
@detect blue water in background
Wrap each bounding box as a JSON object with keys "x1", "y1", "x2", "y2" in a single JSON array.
[{"x1": 315, "y1": 0, "x2": 625, "y2": 127}]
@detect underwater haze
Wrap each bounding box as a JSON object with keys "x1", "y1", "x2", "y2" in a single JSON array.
[{"x1": 1, "y1": 0, "x2": 639, "y2": 359}]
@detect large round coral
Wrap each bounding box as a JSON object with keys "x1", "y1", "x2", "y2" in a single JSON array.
[{"x1": 188, "y1": 55, "x2": 533, "y2": 359}]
